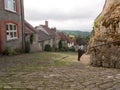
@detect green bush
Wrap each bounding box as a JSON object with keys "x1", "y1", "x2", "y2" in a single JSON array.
[
  {"x1": 2, "y1": 46, "x2": 23, "y2": 56},
  {"x1": 60, "y1": 48, "x2": 65, "y2": 52},
  {"x1": 25, "y1": 41, "x2": 30, "y2": 53},
  {"x1": 69, "y1": 46, "x2": 75, "y2": 52},
  {"x1": 15, "y1": 47, "x2": 23, "y2": 54},
  {"x1": 2, "y1": 47, "x2": 22, "y2": 56},
  {"x1": 64, "y1": 47, "x2": 69, "y2": 51},
  {"x1": 30, "y1": 34, "x2": 34, "y2": 44},
  {"x1": 94, "y1": 21, "x2": 98, "y2": 29},
  {"x1": 54, "y1": 48, "x2": 58, "y2": 52},
  {"x1": 2, "y1": 47, "x2": 12, "y2": 55},
  {"x1": 94, "y1": 16, "x2": 103, "y2": 29},
  {"x1": 44, "y1": 44, "x2": 51, "y2": 51},
  {"x1": 59, "y1": 47, "x2": 69, "y2": 52},
  {"x1": 59, "y1": 40, "x2": 63, "y2": 50}
]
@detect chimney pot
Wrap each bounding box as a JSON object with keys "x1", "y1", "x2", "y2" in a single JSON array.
[{"x1": 45, "y1": 20, "x2": 48, "y2": 27}]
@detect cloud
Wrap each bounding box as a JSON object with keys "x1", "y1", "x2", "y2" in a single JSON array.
[
  {"x1": 25, "y1": 8, "x2": 96, "y2": 21},
  {"x1": 24, "y1": 0, "x2": 105, "y2": 31}
]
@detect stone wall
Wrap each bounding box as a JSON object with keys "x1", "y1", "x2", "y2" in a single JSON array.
[
  {"x1": 89, "y1": 0, "x2": 120, "y2": 68},
  {"x1": 39, "y1": 39, "x2": 54, "y2": 51}
]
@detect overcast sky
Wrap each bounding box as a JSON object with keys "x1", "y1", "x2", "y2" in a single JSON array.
[{"x1": 24, "y1": 0, "x2": 105, "y2": 31}]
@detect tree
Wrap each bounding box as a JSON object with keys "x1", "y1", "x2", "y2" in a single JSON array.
[
  {"x1": 85, "y1": 35, "x2": 90, "y2": 42},
  {"x1": 59, "y1": 40, "x2": 63, "y2": 50},
  {"x1": 44, "y1": 44, "x2": 51, "y2": 51},
  {"x1": 76, "y1": 37, "x2": 87, "y2": 45},
  {"x1": 30, "y1": 34, "x2": 34, "y2": 44}
]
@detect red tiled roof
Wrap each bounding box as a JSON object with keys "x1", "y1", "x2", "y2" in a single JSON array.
[
  {"x1": 66, "y1": 36, "x2": 72, "y2": 43},
  {"x1": 72, "y1": 38, "x2": 78, "y2": 45},
  {"x1": 50, "y1": 27, "x2": 60, "y2": 40},
  {"x1": 58, "y1": 32, "x2": 78, "y2": 45},
  {"x1": 40, "y1": 25, "x2": 53, "y2": 35},
  {"x1": 58, "y1": 32, "x2": 67, "y2": 41},
  {"x1": 40, "y1": 25, "x2": 60, "y2": 40},
  {"x1": 37, "y1": 30, "x2": 53, "y2": 42},
  {"x1": 24, "y1": 20, "x2": 36, "y2": 34},
  {"x1": 54, "y1": 32, "x2": 60, "y2": 40},
  {"x1": 36, "y1": 21, "x2": 60, "y2": 40}
]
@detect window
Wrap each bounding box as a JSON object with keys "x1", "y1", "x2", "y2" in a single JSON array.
[
  {"x1": 6, "y1": 23, "x2": 18, "y2": 40},
  {"x1": 4, "y1": 0, "x2": 16, "y2": 12}
]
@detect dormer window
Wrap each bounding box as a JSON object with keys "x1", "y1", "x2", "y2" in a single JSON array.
[{"x1": 4, "y1": 0, "x2": 16, "y2": 12}]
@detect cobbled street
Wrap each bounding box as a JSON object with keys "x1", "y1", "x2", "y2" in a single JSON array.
[{"x1": 0, "y1": 53, "x2": 120, "y2": 90}]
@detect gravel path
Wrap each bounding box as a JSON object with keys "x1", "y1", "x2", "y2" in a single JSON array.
[{"x1": 0, "y1": 54, "x2": 120, "y2": 90}]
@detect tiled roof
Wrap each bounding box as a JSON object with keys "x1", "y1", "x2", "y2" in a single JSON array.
[
  {"x1": 40, "y1": 25, "x2": 53, "y2": 35},
  {"x1": 36, "y1": 21, "x2": 60, "y2": 41},
  {"x1": 66, "y1": 36, "x2": 71, "y2": 43},
  {"x1": 54, "y1": 32, "x2": 60, "y2": 40},
  {"x1": 37, "y1": 30, "x2": 54, "y2": 42},
  {"x1": 24, "y1": 20, "x2": 36, "y2": 34},
  {"x1": 58, "y1": 32, "x2": 78, "y2": 45},
  {"x1": 58, "y1": 32, "x2": 67, "y2": 41},
  {"x1": 37, "y1": 25, "x2": 60, "y2": 40}
]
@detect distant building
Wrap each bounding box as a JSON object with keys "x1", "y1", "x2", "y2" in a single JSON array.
[
  {"x1": 35, "y1": 21, "x2": 60, "y2": 51},
  {"x1": 58, "y1": 32, "x2": 68, "y2": 48},
  {"x1": 66, "y1": 35, "x2": 75, "y2": 48},
  {"x1": 51, "y1": 27, "x2": 60, "y2": 49}
]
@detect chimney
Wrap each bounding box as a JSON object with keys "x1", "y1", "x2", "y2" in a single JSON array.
[
  {"x1": 51, "y1": 27, "x2": 56, "y2": 32},
  {"x1": 54, "y1": 27, "x2": 56, "y2": 32},
  {"x1": 45, "y1": 20, "x2": 48, "y2": 27}
]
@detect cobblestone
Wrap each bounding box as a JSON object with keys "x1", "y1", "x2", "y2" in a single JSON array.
[
  {"x1": 99, "y1": 82, "x2": 114, "y2": 89},
  {"x1": 0, "y1": 54, "x2": 120, "y2": 90}
]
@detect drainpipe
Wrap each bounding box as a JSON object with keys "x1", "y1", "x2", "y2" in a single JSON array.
[{"x1": 20, "y1": 0, "x2": 25, "y2": 52}]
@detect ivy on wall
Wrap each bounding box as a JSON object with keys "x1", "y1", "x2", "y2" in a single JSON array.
[{"x1": 30, "y1": 34, "x2": 34, "y2": 44}]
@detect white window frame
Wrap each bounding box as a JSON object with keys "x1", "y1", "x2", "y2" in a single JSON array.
[
  {"x1": 4, "y1": 0, "x2": 16, "y2": 12},
  {"x1": 6, "y1": 23, "x2": 18, "y2": 40}
]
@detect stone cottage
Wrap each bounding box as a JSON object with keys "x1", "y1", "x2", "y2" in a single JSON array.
[
  {"x1": 0, "y1": 0, "x2": 24, "y2": 53},
  {"x1": 66, "y1": 35, "x2": 76, "y2": 48},
  {"x1": 51, "y1": 27, "x2": 60, "y2": 49},
  {"x1": 35, "y1": 21, "x2": 60, "y2": 51},
  {"x1": 58, "y1": 32, "x2": 68, "y2": 48},
  {"x1": 37, "y1": 30, "x2": 54, "y2": 51},
  {"x1": 89, "y1": 0, "x2": 120, "y2": 68},
  {"x1": 24, "y1": 20, "x2": 39, "y2": 52}
]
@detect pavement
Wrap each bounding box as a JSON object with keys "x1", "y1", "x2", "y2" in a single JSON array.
[{"x1": 0, "y1": 54, "x2": 120, "y2": 90}]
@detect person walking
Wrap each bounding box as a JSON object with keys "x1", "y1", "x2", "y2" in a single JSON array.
[
  {"x1": 78, "y1": 48, "x2": 81, "y2": 61},
  {"x1": 78, "y1": 45, "x2": 85, "y2": 61}
]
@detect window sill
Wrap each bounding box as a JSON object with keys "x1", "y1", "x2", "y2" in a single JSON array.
[
  {"x1": 5, "y1": 9, "x2": 17, "y2": 14},
  {"x1": 7, "y1": 38, "x2": 18, "y2": 42}
]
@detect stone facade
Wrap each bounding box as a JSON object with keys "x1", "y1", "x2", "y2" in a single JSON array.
[
  {"x1": 51, "y1": 28, "x2": 60, "y2": 49},
  {"x1": 40, "y1": 39, "x2": 54, "y2": 51},
  {"x1": 37, "y1": 30, "x2": 54, "y2": 51},
  {"x1": 0, "y1": 0, "x2": 24, "y2": 53},
  {"x1": 36, "y1": 21, "x2": 60, "y2": 51},
  {"x1": 24, "y1": 20, "x2": 39, "y2": 52},
  {"x1": 58, "y1": 32, "x2": 68, "y2": 48},
  {"x1": 89, "y1": 0, "x2": 120, "y2": 68}
]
